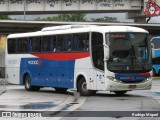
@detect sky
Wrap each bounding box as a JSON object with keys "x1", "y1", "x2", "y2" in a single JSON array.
[{"x1": 10, "y1": 13, "x2": 160, "y2": 23}]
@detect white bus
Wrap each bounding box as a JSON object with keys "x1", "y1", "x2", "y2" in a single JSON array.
[{"x1": 6, "y1": 25, "x2": 152, "y2": 96}]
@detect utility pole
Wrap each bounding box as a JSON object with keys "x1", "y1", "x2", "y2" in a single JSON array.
[{"x1": 24, "y1": 0, "x2": 26, "y2": 20}]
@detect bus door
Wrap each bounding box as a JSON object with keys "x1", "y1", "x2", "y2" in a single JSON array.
[
  {"x1": 89, "y1": 69, "x2": 96, "y2": 90},
  {"x1": 90, "y1": 69, "x2": 105, "y2": 90},
  {"x1": 91, "y1": 32, "x2": 105, "y2": 90},
  {"x1": 96, "y1": 71, "x2": 105, "y2": 90}
]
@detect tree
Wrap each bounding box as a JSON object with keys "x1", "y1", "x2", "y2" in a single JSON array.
[
  {"x1": 0, "y1": 15, "x2": 11, "y2": 20},
  {"x1": 90, "y1": 16, "x2": 119, "y2": 23},
  {"x1": 35, "y1": 14, "x2": 119, "y2": 23},
  {"x1": 35, "y1": 14, "x2": 87, "y2": 22}
]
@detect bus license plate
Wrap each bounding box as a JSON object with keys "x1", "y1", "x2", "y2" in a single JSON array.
[{"x1": 129, "y1": 85, "x2": 137, "y2": 89}]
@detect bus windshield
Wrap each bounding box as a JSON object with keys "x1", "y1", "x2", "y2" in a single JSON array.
[
  {"x1": 106, "y1": 33, "x2": 152, "y2": 73},
  {"x1": 151, "y1": 38, "x2": 160, "y2": 49}
]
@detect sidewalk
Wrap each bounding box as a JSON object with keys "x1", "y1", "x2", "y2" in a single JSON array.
[{"x1": 153, "y1": 77, "x2": 160, "y2": 79}]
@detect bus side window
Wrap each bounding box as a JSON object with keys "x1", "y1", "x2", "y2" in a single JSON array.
[
  {"x1": 56, "y1": 35, "x2": 63, "y2": 52},
  {"x1": 73, "y1": 34, "x2": 79, "y2": 51},
  {"x1": 56, "y1": 34, "x2": 72, "y2": 52},
  {"x1": 8, "y1": 39, "x2": 17, "y2": 54},
  {"x1": 79, "y1": 33, "x2": 89, "y2": 52},
  {"x1": 63, "y1": 35, "x2": 72, "y2": 52},
  {"x1": 42, "y1": 35, "x2": 56, "y2": 52},
  {"x1": 17, "y1": 38, "x2": 29, "y2": 53},
  {"x1": 31, "y1": 37, "x2": 41, "y2": 53},
  {"x1": 53, "y1": 36, "x2": 56, "y2": 52},
  {"x1": 151, "y1": 38, "x2": 160, "y2": 49},
  {"x1": 73, "y1": 33, "x2": 89, "y2": 52}
]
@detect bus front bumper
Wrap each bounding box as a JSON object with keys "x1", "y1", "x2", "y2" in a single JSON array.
[{"x1": 105, "y1": 77, "x2": 152, "y2": 91}]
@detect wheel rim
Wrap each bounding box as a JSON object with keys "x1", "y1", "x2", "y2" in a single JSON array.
[
  {"x1": 81, "y1": 82, "x2": 88, "y2": 93},
  {"x1": 25, "y1": 76, "x2": 31, "y2": 89}
]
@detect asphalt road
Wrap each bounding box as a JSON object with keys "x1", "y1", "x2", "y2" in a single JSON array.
[
  {"x1": 62, "y1": 79, "x2": 160, "y2": 120},
  {"x1": 0, "y1": 79, "x2": 160, "y2": 120}
]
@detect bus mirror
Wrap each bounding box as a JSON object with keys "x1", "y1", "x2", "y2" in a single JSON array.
[
  {"x1": 103, "y1": 43, "x2": 110, "y2": 60},
  {"x1": 151, "y1": 43, "x2": 155, "y2": 58},
  {"x1": 152, "y1": 48, "x2": 155, "y2": 58},
  {"x1": 151, "y1": 43, "x2": 154, "y2": 48}
]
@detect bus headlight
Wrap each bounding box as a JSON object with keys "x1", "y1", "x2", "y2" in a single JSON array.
[
  {"x1": 107, "y1": 76, "x2": 119, "y2": 83},
  {"x1": 145, "y1": 77, "x2": 152, "y2": 81}
]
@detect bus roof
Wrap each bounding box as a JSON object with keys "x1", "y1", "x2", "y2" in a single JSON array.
[
  {"x1": 151, "y1": 36, "x2": 160, "y2": 39},
  {"x1": 7, "y1": 25, "x2": 148, "y2": 39}
]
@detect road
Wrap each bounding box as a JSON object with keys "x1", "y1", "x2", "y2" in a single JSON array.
[
  {"x1": 63, "y1": 79, "x2": 160, "y2": 120},
  {"x1": 0, "y1": 79, "x2": 159, "y2": 120}
]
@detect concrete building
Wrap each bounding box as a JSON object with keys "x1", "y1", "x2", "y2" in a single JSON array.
[{"x1": 0, "y1": 0, "x2": 159, "y2": 23}]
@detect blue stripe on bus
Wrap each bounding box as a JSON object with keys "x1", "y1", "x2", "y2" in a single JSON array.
[
  {"x1": 155, "y1": 50, "x2": 160, "y2": 58},
  {"x1": 115, "y1": 73, "x2": 149, "y2": 83},
  {"x1": 20, "y1": 58, "x2": 75, "y2": 88}
]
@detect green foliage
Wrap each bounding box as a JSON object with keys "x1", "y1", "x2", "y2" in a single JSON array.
[
  {"x1": 90, "y1": 16, "x2": 119, "y2": 22},
  {"x1": 35, "y1": 14, "x2": 86, "y2": 22},
  {"x1": 35, "y1": 14, "x2": 119, "y2": 23},
  {"x1": 0, "y1": 15, "x2": 11, "y2": 20},
  {"x1": 58, "y1": 14, "x2": 86, "y2": 22}
]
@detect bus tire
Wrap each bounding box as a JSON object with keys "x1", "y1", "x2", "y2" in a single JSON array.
[
  {"x1": 114, "y1": 91, "x2": 127, "y2": 96},
  {"x1": 77, "y1": 77, "x2": 96, "y2": 96},
  {"x1": 24, "y1": 75, "x2": 40, "y2": 91},
  {"x1": 54, "y1": 88, "x2": 68, "y2": 93}
]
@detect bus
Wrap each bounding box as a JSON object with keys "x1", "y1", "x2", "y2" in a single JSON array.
[
  {"x1": 150, "y1": 36, "x2": 160, "y2": 76},
  {"x1": 5, "y1": 25, "x2": 152, "y2": 96}
]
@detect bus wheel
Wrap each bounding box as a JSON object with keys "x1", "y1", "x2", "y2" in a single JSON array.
[
  {"x1": 24, "y1": 75, "x2": 40, "y2": 91},
  {"x1": 114, "y1": 91, "x2": 127, "y2": 96},
  {"x1": 77, "y1": 78, "x2": 96, "y2": 96},
  {"x1": 54, "y1": 88, "x2": 68, "y2": 93}
]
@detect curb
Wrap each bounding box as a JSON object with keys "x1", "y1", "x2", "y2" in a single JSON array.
[
  {"x1": 0, "y1": 86, "x2": 7, "y2": 95},
  {"x1": 153, "y1": 77, "x2": 160, "y2": 79}
]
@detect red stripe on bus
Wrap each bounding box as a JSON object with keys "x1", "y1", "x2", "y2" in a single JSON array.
[
  {"x1": 139, "y1": 72, "x2": 150, "y2": 77},
  {"x1": 32, "y1": 52, "x2": 90, "y2": 60}
]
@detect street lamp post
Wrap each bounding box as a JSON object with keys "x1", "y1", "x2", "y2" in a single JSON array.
[{"x1": 24, "y1": 0, "x2": 26, "y2": 20}]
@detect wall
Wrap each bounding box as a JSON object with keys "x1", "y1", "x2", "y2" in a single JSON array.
[
  {"x1": 0, "y1": 35, "x2": 6, "y2": 78},
  {"x1": 0, "y1": 0, "x2": 141, "y2": 12}
]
